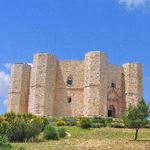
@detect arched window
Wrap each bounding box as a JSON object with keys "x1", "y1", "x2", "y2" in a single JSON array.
[
  {"x1": 108, "y1": 105, "x2": 116, "y2": 117},
  {"x1": 67, "y1": 75, "x2": 73, "y2": 87}
]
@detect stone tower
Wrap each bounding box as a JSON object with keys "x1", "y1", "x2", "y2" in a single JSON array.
[
  {"x1": 123, "y1": 63, "x2": 143, "y2": 109},
  {"x1": 28, "y1": 53, "x2": 57, "y2": 116},
  {"x1": 8, "y1": 64, "x2": 31, "y2": 113},
  {"x1": 84, "y1": 51, "x2": 108, "y2": 116}
]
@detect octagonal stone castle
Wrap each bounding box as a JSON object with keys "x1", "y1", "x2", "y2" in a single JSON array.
[{"x1": 7, "y1": 51, "x2": 143, "y2": 117}]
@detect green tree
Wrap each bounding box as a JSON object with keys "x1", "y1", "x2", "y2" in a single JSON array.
[{"x1": 123, "y1": 98, "x2": 149, "y2": 140}]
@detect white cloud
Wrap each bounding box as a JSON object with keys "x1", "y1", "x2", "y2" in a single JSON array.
[
  {"x1": 0, "y1": 71, "x2": 10, "y2": 98},
  {"x1": 118, "y1": 0, "x2": 145, "y2": 8},
  {"x1": 4, "y1": 63, "x2": 12, "y2": 71}
]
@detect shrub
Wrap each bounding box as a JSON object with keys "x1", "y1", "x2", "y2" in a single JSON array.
[
  {"x1": 91, "y1": 123, "x2": 106, "y2": 128},
  {"x1": 64, "y1": 117, "x2": 77, "y2": 126},
  {"x1": 0, "y1": 136, "x2": 12, "y2": 150},
  {"x1": 8, "y1": 118, "x2": 28, "y2": 142},
  {"x1": 91, "y1": 116, "x2": 105, "y2": 124},
  {"x1": 29, "y1": 117, "x2": 45, "y2": 138},
  {"x1": 47, "y1": 117, "x2": 57, "y2": 126},
  {"x1": 110, "y1": 118, "x2": 125, "y2": 128},
  {"x1": 80, "y1": 118, "x2": 92, "y2": 129},
  {"x1": 56, "y1": 120, "x2": 65, "y2": 126},
  {"x1": 0, "y1": 113, "x2": 45, "y2": 142},
  {"x1": 110, "y1": 122, "x2": 124, "y2": 128},
  {"x1": 43, "y1": 125, "x2": 59, "y2": 140},
  {"x1": 58, "y1": 127, "x2": 67, "y2": 138},
  {"x1": 0, "y1": 121, "x2": 9, "y2": 136},
  {"x1": 105, "y1": 117, "x2": 113, "y2": 127},
  {"x1": 4, "y1": 112, "x2": 16, "y2": 123}
]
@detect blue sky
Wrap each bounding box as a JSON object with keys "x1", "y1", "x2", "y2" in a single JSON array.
[{"x1": 0, "y1": 0, "x2": 150, "y2": 114}]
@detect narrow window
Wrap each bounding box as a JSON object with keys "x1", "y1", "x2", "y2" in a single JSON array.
[
  {"x1": 68, "y1": 97, "x2": 72, "y2": 103},
  {"x1": 67, "y1": 75, "x2": 73, "y2": 87},
  {"x1": 111, "y1": 83, "x2": 116, "y2": 88}
]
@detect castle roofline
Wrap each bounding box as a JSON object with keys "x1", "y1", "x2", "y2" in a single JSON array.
[
  {"x1": 34, "y1": 52, "x2": 56, "y2": 57},
  {"x1": 123, "y1": 62, "x2": 142, "y2": 67},
  {"x1": 87, "y1": 50, "x2": 107, "y2": 54}
]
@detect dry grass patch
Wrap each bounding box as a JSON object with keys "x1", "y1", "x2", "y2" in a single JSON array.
[{"x1": 13, "y1": 127, "x2": 150, "y2": 150}]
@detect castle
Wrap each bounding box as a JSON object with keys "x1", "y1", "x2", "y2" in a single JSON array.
[{"x1": 7, "y1": 51, "x2": 143, "y2": 117}]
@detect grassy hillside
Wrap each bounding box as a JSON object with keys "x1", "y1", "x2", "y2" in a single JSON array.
[{"x1": 13, "y1": 127, "x2": 150, "y2": 150}]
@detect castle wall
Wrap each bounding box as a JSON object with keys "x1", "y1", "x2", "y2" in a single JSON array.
[
  {"x1": 7, "y1": 51, "x2": 144, "y2": 118},
  {"x1": 54, "y1": 61, "x2": 84, "y2": 116},
  {"x1": 84, "y1": 52, "x2": 108, "y2": 116},
  {"x1": 107, "y1": 64, "x2": 126, "y2": 117},
  {"x1": 28, "y1": 53, "x2": 57, "y2": 115},
  {"x1": 8, "y1": 64, "x2": 31, "y2": 113},
  {"x1": 123, "y1": 63, "x2": 143, "y2": 109}
]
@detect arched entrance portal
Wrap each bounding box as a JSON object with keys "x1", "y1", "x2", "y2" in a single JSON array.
[{"x1": 108, "y1": 105, "x2": 116, "y2": 117}]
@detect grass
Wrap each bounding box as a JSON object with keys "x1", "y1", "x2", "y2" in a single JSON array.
[{"x1": 12, "y1": 127, "x2": 150, "y2": 150}]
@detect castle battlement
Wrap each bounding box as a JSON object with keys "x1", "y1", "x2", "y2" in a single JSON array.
[{"x1": 8, "y1": 51, "x2": 143, "y2": 117}]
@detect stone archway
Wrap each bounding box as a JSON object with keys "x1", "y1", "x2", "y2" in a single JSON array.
[
  {"x1": 108, "y1": 105, "x2": 116, "y2": 117},
  {"x1": 107, "y1": 88, "x2": 120, "y2": 117}
]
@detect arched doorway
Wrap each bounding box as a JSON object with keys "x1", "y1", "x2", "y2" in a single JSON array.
[{"x1": 108, "y1": 105, "x2": 116, "y2": 117}]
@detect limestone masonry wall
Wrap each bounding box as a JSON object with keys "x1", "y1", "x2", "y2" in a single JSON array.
[
  {"x1": 123, "y1": 63, "x2": 143, "y2": 109},
  {"x1": 7, "y1": 51, "x2": 144, "y2": 117},
  {"x1": 84, "y1": 52, "x2": 108, "y2": 116},
  {"x1": 28, "y1": 53, "x2": 57, "y2": 115},
  {"x1": 54, "y1": 61, "x2": 84, "y2": 116},
  {"x1": 8, "y1": 64, "x2": 31, "y2": 113}
]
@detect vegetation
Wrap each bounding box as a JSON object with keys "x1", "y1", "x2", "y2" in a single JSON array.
[
  {"x1": 0, "y1": 107, "x2": 149, "y2": 149},
  {"x1": 43, "y1": 125, "x2": 59, "y2": 140},
  {"x1": 56, "y1": 120, "x2": 65, "y2": 126},
  {"x1": 80, "y1": 117, "x2": 92, "y2": 129},
  {"x1": 0, "y1": 135, "x2": 12, "y2": 150},
  {"x1": 0, "y1": 112, "x2": 47, "y2": 142},
  {"x1": 123, "y1": 99, "x2": 150, "y2": 140},
  {"x1": 58, "y1": 127, "x2": 67, "y2": 138},
  {"x1": 12, "y1": 127, "x2": 150, "y2": 150}
]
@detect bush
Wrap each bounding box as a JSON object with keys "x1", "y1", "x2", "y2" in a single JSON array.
[
  {"x1": 58, "y1": 127, "x2": 67, "y2": 138},
  {"x1": 43, "y1": 125, "x2": 59, "y2": 140},
  {"x1": 56, "y1": 120, "x2": 65, "y2": 126},
  {"x1": 64, "y1": 117, "x2": 77, "y2": 126},
  {"x1": 0, "y1": 113, "x2": 45, "y2": 142},
  {"x1": 110, "y1": 122, "x2": 124, "y2": 128},
  {"x1": 105, "y1": 117, "x2": 113, "y2": 127},
  {"x1": 91, "y1": 123, "x2": 106, "y2": 128},
  {"x1": 0, "y1": 121, "x2": 9, "y2": 136},
  {"x1": 0, "y1": 136, "x2": 12, "y2": 150},
  {"x1": 47, "y1": 117, "x2": 57, "y2": 126},
  {"x1": 80, "y1": 118, "x2": 92, "y2": 129},
  {"x1": 110, "y1": 118, "x2": 125, "y2": 128},
  {"x1": 91, "y1": 117, "x2": 105, "y2": 124}
]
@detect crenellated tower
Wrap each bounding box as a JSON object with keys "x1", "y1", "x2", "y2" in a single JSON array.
[
  {"x1": 28, "y1": 53, "x2": 57, "y2": 116},
  {"x1": 123, "y1": 63, "x2": 143, "y2": 109},
  {"x1": 84, "y1": 51, "x2": 108, "y2": 116},
  {"x1": 8, "y1": 64, "x2": 31, "y2": 113}
]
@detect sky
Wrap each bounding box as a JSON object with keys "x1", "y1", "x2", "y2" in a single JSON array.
[{"x1": 0, "y1": 0, "x2": 150, "y2": 114}]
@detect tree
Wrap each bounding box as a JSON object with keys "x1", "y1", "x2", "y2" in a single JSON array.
[{"x1": 123, "y1": 98, "x2": 150, "y2": 140}]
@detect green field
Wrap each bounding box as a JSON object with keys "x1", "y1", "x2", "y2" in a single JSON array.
[{"x1": 13, "y1": 127, "x2": 150, "y2": 150}]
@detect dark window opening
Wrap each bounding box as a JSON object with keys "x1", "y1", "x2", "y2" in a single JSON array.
[
  {"x1": 111, "y1": 83, "x2": 116, "y2": 88},
  {"x1": 68, "y1": 97, "x2": 72, "y2": 103},
  {"x1": 108, "y1": 105, "x2": 116, "y2": 118},
  {"x1": 108, "y1": 110, "x2": 112, "y2": 117},
  {"x1": 67, "y1": 76, "x2": 73, "y2": 87}
]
